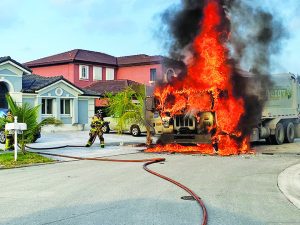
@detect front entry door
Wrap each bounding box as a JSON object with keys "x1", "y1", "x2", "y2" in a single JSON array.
[{"x1": 0, "y1": 82, "x2": 9, "y2": 109}]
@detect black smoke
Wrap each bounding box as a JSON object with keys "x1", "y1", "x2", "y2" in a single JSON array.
[
  {"x1": 160, "y1": 0, "x2": 288, "y2": 136},
  {"x1": 227, "y1": 1, "x2": 288, "y2": 135},
  {"x1": 161, "y1": 0, "x2": 206, "y2": 61}
]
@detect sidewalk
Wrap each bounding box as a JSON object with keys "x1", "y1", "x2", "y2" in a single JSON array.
[
  {"x1": 27, "y1": 130, "x2": 151, "y2": 161},
  {"x1": 278, "y1": 163, "x2": 300, "y2": 209},
  {"x1": 0, "y1": 131, "x2": 150, "y2": 161}
]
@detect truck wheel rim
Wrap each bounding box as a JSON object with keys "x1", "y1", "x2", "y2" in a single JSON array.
[{"x1": 132, "y1": 128, "x2": 139, "y2": 135}]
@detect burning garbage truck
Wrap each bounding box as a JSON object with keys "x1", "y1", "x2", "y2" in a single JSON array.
[{"x1": 146, "y1": 0, "x2": 300, "y2": 155}]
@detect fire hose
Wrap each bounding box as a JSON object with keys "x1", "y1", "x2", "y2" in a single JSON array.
[{"x1": 25, "y1": 144, "x2": 208, "y2": 225}]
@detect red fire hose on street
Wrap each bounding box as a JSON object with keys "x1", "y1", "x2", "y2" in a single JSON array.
[{"x1": 25, "y1": 144, "x2": 208, "y2": 225}]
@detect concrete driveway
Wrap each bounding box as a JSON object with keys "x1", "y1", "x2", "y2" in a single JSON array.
[{"x1": 0, "y1": 131, "x2": 151, "y2": 160}]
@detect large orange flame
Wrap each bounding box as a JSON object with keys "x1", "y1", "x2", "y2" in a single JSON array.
[{"x1": 147, "y1": 0, "x2": 252, "y2": 155}]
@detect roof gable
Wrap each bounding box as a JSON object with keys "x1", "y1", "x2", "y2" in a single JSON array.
[
  {"x1": 0, "y1": 56, "x2": 32, "y2": 74},
  {"x1": 0, "y1": 69, "x2": 17, "y2": 75}
]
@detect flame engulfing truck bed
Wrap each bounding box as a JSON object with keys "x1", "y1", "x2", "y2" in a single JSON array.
[{"x1": 147, "y1": 1, "x2": 250, "y2": 155}]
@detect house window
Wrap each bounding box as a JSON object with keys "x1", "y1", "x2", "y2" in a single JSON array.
[
  {"x1": 42, "y1": 99, "x2": 53, "y2": 115},
  {"x1": 150, "y1": 68, "x2": 157, "y2": 82},
  {"x1": 93, "y1": 66, "x2": 103, "y2": 81},
  {"x1": 79, "y1": 65, "x2": 89, "y2": 80},
  {"x1": 106, "y1": 68, "x2": 115, "y2": 80},
  {"x1": 60, "y1": 99, "x2": 71, "y2": 115}
]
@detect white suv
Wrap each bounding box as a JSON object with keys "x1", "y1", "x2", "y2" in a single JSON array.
[{"x1": 102, "y1": 116, "x2": 146, "y2": 137}]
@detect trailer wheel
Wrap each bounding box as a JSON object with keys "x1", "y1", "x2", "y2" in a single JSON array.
[
  {"x1": 270, "y1": 122, "x2": 284, "y2": 145},
  {"x1": 284, "y1": 122, "x2": 295, "y2": 143}
]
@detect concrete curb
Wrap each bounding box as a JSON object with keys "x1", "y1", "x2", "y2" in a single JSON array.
[{"x1": 278, "y1": 163, "x2": 300, "y2": 209}]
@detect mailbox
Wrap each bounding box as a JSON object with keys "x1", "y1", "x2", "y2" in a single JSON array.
[
  {"x1": 5, "y1": 123, "x2": 27, "y2": 131},
  {"x1": 4, "y1": 117, "x2": 27, "y2": 161}
]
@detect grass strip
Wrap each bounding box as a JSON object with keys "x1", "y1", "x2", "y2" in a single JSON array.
[{"x1": 0, "y1": 152, "x2": 54, "y2": 169}]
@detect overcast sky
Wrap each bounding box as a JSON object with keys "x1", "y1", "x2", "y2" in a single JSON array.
[{"x1": 0, "y1": 0, "x2": 299, "y2": 74}]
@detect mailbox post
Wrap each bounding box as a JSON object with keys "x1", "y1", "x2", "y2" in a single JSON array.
[{"x1": 5, "y1": 117, "x2": 27, "y2": 161}]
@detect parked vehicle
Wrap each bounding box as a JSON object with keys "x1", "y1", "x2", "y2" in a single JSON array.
[
  {"x1": 103, "y1": 116, "x2": 146, "y2": 137},
  {"x1": 0, "y1": 108, "x2": 41, "y2": 144},
  {"x1": 0, "y1": 108, "x2": 9, "y2": 144},
  {"x1": 0, "y1": 108, "x2": 8, "y2": 118}
]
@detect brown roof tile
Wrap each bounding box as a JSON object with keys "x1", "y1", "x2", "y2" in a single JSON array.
[
  {"x1": 25, "y1": 49, "x2": 117, "y2": 67},
  {"x1": 85, "y1": 79, "x2": 142, "y2": 95},
  {"x1": 117, "y1": 54, "x2": 163, "y2": 67}
]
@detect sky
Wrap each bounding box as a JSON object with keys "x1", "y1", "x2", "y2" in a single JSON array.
[{"x1": 0, "y1": 0, "x2": 299, "y2": 74}]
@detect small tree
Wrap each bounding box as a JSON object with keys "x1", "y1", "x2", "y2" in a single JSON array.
[
  {"x1": 107, "y1": 85, "x2": 152, "y2": 146},
  {"x1": 0, "y1": 95, "x2": 62, "y2": 153}
]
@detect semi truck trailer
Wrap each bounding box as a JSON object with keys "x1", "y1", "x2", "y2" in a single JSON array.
[{"x1": 250, "y1": 73, "x2": 300, "y2": 144}]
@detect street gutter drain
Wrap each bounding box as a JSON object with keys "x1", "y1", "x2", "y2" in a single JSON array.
[
  {"x1": 181, "y1": 196, "x2": 196, "y2": 201},
  {"x1": 262, "y1": 153, "x2": 274, "y2": 155}
]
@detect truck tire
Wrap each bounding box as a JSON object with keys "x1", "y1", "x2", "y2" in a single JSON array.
[
  {"x1": 130, "y1": 125, "x2": 141, "y2": 137},
  {"x1": 270, "y1": 122, "x2": 284, "y2": 145},
  {"x1": 284, "y1": 122, "x2": 295, "y2": 143},
  {"x1": 102, "y1": 124, "x2": 110, "y2": 133}
]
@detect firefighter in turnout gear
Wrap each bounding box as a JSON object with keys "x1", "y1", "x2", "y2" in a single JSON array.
[
  {"x1": 86, "y1": 110, "x2": 105, "y2": 148},
  {"x1": 5, "y1": 110, "x2": 14, "y2": 151}
]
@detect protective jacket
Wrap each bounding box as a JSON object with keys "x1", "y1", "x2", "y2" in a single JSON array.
[{"x1": 86, "y1": 115, "x2": 105, "y2": 148}]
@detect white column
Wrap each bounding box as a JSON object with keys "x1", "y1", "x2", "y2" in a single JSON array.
[{"x1": 72, "y1": 98, "x2": 78, "y2": 124}]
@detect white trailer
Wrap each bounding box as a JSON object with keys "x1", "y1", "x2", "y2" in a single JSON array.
[{"x1": 251, "y1": 73, "x2": 300, "y2": 144}]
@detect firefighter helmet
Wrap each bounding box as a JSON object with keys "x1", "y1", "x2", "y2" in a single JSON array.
[{"x1": 96, "y1": 109, "x2": 104, "y2": 117}]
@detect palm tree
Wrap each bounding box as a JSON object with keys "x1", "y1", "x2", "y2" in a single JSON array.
[
  {"x1": 0, "y1": 95, "x2": 62, "y2": 153},
  {"x1": 106, "y1": 85, "x2": 153, "y2": 146}
]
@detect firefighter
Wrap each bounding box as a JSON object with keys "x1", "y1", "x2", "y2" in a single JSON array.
[
  {"x1": 85, "y1": 110, "x2": 105, "y2": 148},
  {"x1": 5, "y1": 110, "x2": 14, "y2": 151}
]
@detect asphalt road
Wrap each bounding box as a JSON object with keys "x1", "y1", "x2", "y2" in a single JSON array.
[{"x1": 0, "y1": 152, "x2": 299, "y2": 225}]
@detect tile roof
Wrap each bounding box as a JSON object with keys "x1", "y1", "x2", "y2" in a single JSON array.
[
  {"x1": 25, "y1": 49, "x2": 117, "y2": 67},
  {"x1": 85, "y1": 79, "x2": 142, "y2": 95},
  {"x1": 24, "y1": 49, "x2": 164, "y2": 68},
  {"x1": 22, "y1": 74, "x2": 62, "y2": 93},
  {"x1": 117, "y1": 54, "x2": 163, "y2": 66},
  {"x1": 0, "y1": 56, "x2": 32, "y2": 73},
  {"x1": 22, "y1": 74, "x2": 101, "y2": 96}
]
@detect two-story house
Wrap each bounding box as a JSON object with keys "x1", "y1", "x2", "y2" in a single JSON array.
[
  {"x1": 0, "y1": 56, "x2": 100, "y2": 131},
  {"x1": 25, "y1": 49, "x2": 169, "y2": 88},
  {"x1": 25, "y1": 49, "x2": 118, "y2": 88}
]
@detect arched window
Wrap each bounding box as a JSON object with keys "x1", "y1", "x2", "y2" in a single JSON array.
[{"x1": 0, "y1": 82, "x2": 9, "y2": 109}]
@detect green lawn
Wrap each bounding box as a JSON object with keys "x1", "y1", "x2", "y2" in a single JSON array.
[{"x1": 0, "y1": 152, "x2": 54, "y2": 169}]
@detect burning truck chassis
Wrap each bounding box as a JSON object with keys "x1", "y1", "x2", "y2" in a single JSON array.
[
  {"x1": 154, "y1": 89, "x2": 224, "y2": 147},
  {"x1": 146, "y1": 1, "x2": 250, "y2": 156},
  {"x1": 145, "y1": 0, "x2": 300, "y2": 156},
  {"x1": 146, "y1": 86, "x2": 249, "y2": 155}
]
